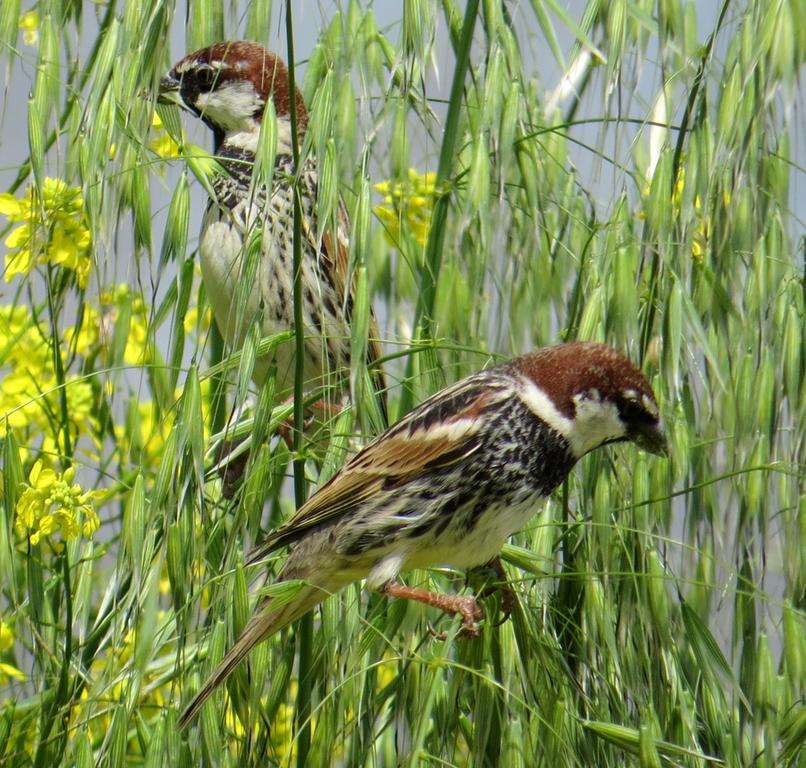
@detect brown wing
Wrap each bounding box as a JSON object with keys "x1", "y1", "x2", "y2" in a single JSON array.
[{"x1": 246, "y1": 376, "x2": 509, "y2": 565}]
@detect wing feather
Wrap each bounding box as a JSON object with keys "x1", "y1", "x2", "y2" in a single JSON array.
[{"x1": 246, "y1": 375, "x2": 509, "y2": 564}]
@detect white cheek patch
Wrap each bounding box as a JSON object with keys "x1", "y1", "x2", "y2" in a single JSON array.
[
  {"x1": 194, "y1": 81, "x2": 264, "y2": 132},
  {"x1": 571, "y1": 394, "x2": 626, "y2": 456},
  {"x1": 519, "y1": 377, "x2": 630, "y2": 458}
]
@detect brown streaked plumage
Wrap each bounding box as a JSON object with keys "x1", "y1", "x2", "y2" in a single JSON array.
[
  {"x1": 159, "y1": 41, "x2": 386, "y2": 420},
  {"x1": 177, "y1": 342, "x2": 667, "y2": 728}
]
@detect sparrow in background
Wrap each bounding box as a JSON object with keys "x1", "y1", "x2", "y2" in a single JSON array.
[
  {"x1": 178, "y1": 341, "x2": 667, "y2": 727},
  {"x1": 158, "y1": 41, "x2": 386, "y2": 420}
]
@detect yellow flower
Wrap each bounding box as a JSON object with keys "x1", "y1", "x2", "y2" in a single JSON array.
[
  {"x1": 0, "y1": 305, "x2": 39, "y2": 363},
  {"x1": 0, "y1": 620, "x2": 13, "y2": 652},
  {"x1": 0, "y1": 370, "x2": 48, "y2": 432},
  {"x1": 0, "y1": 369, "x2": 98, "y2": 450},
  {"x1": 150, "y1": 133, "x2": 180, "y2": 160},
  {"x1": 692, "y1": 216, "x2": 710, "y2": 262},
  {"x1": 183, "y1": 302, "x2": 212, "y2": 335},
  {"x1": 687, "y1": 194, "x2": 711, "y2": 262},
  {"x1": 61, "y1": 285, "x2": 153, "y2": 366},
  {"x1": 672, "y1": 167, "x2": 685, "y2": 210},
  {"x1": 18, "y1": 10, "x2": 38, "y2": 46},
  {"x1": 15, "y1": 461, "x2": 102, "y2": 545},
  {"x1": 0, "y1": 662, "x2": 25, "y2": 685},
  {"x1": 0, "y1": 304, "x2": 99, "y2": 448},
  {"x1": 150, "y1": 113, "x2": 180, "y2": 159},
  {"x1": 0, "y1": 619, "x2": 24, "y2": 685},
  {"x1": 373, "y1": 169, "x2": 437, "y2": 248},
  {"x1": 0, "y1": 178, "x2": 93, "y2": 288},
  {"x1": 64, "y1": 304, "x2": 101, "y2": 356}
]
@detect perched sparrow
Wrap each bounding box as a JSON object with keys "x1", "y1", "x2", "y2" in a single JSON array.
[
  {"x1": 159, "y1": 41, "x2": 386, "y2": 416},
  {"x1": 178, "y1": 341, "x2": 667, "y2": 727}
]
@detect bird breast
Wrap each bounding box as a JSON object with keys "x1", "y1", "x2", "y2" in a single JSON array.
[{"x1": 198, "y1": 164, "x2": 352, "y2": 398}]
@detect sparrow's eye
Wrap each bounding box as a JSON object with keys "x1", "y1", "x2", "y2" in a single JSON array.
[
  {"x1": 194, "y1": 64, "x2": 219, "y2": 90},
  {"x1": 618, "y1": 394, "x2": 656, "y2": 426}
]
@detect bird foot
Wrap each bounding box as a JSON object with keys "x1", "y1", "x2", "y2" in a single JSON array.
[
  {"x1": 382, "y1": 582, "x2": 483, "y2": 638},
  {"x1": 277, "y1": 397, "x2": 344, "y2": 451}
]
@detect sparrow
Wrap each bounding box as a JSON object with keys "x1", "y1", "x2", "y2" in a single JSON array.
[
  {"x1": 158, "y1": 41, "x2": 386, "y2": 419},
  {"x1": 178, "y1": 341, "x2": 667, "y2": 727}
]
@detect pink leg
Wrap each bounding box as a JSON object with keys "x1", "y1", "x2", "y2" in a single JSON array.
[
  {"x1": 381, "y1": 582, "x2": 484, "y2": 637},
  {"x1": 277, "y1": 397, "x2": 344, "y2": 450}
]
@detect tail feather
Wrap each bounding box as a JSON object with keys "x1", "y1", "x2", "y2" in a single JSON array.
[{"x1": 178, "y1": 584, "x2": 327, "y2": 729}]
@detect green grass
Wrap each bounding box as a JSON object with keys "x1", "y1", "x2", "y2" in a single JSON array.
[{"x1": 0, "y1": 1, "x2": 804, "y2": 766}]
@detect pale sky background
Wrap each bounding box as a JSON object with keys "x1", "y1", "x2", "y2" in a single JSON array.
[{"x1": 2, "y1": 2, "x2": 803, "y2": 239}]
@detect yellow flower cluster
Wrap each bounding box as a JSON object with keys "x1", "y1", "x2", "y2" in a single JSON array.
[
  {"x1": 0, "y1": 277, "x2": 214, "y2": 495},
  {"x1": 0, "y1": 284, "x2": 155, "y2": 457},
  {"x1": 15, "y1": 462, "x2": 102, "y2": 545},
  {"x1": 374, "y1": 169, "x2": 436, "y2": 248},
  {"x1": 0, "y1": 178, "x2": 92, "y2": 288},
  {"x1": 0, "y1": 306, "x2": 96, "y2": 452}
]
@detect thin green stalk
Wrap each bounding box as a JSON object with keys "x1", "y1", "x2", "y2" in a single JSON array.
[
  {"x1": 399, "y1": 0, "x2": 480, "y2": 415},
  {"x1": 44, "y1": 265, "x2": 72, "y2": 461},
  {"x1": 208, "y1": 324, "x2": 227, "y2": 436},
  {"x1": 284, "y1": 4, "x2": 313, "y2": 766},
  {"x1": 32, "y1": 550, "x2": 72, "y2": 768}
]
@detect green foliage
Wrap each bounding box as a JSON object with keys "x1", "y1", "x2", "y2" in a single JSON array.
[{"x1": 0, "y1": 1, "x2": 804, "y2": 766}]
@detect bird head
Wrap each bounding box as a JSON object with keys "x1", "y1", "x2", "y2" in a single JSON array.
[
  {"x1": 158, "y1": 41, "x2": 306, "y2": 151},
  {"x1": 516, "y1": 342, "x2": 668, "y2": 460}
]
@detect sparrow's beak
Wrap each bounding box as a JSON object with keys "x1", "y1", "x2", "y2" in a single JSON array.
[
  {"x1": 157, "y1": 73, "x2": 183, "y2": 106},
  {"x1": 630, "y1": 422, "x2": 668, "y2": 457}
]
